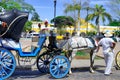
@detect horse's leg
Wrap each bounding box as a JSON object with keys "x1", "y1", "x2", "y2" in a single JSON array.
[
  {"x1": 68, "y1": 49, "x2": 77, "y2": 74},
  {"x1": 90, "y1": 49, "x2": 97, "y2": 73}
]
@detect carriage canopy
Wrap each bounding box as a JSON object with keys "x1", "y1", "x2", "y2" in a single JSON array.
[{"x1": 0, "y1": 9, "x2": 29, "y2": 42}]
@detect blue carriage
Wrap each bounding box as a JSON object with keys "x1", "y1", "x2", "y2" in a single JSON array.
[{"x1": 0, "y1": 9, "x2": 70, "y2": 79}]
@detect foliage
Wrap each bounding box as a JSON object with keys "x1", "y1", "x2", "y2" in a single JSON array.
[
  {"x1": 108, "y1": 19, "x2": 120, "y2": 32},
  {"x1": 14, "y1": 0, "x2": 41, "y2": 21},
  {"x1": 64, "y1": 1, "x2": 81, "y2": 31},
  {"x1": 23, "y1": 21, "x2": 32, "y2": 32},
  {"x1": 14, "y1": 0, "x2": 35, "y2": 13},
  {"x1": 113, "y1": 30, "x2": 120, "y2": 36},
  {"x1": 0, "y1": 0, "x2": 22, "y2": 11},
  {"x1": 76, "y1": 51, "x2": 86, "y2": 56},
  {"x1": 86, "y1": 4, "x2": 112, "y2": 34},
  {"x1": 57, "y1": 29, "x2": 66, "y2": 35},
  {"x1": 76, "y1": 51, "x2": 101, "y2": 59},
  {"x1": 108, "y1": 19, "x2": 120, "y2": 26},
  {"x1": 64, "y1": 3, "x2": 81, "y2": 14},
  {"x1": 51, "y1": 16, "x2": 75, "y2": 28},
  {"x1": 31, "y1": 12, "x2": 42, "y2": 21},
  {"x1": 0, "y1": 0, "x2": 40, "y2": 21},
  {"x1": 86, "y1": 31, "x2": 97, "y2": 37}
]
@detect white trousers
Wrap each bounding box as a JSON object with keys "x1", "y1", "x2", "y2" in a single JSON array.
[{"x1": 103, "y1": 51, "x2": 114, "y2": 74}]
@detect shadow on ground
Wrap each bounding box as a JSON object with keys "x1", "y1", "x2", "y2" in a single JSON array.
[
  {"x1": 7, "y1": 69, "x2": 48, "y2": 80},
  {"x1": 7, "y1": 65, "x2": 110, "y2": 80}
]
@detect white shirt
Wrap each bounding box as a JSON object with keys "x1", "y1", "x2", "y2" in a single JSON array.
[{"x1": 98, "y1": 38, "x2": 114, "y2": 52}]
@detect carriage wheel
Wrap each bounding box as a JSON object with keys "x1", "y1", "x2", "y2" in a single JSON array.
[
  {"x1": 49, "y1": 55, "x2": 70, "y2": 78},
  {"x1": 37, "y1": 52, "x2": 52, "y2": 73},
  {"x1": 0, "y1": 48, "x2": 16, "y2": 79},
  {"x1": 115, "y1": 51, "x2": 120, "y2": 69}
]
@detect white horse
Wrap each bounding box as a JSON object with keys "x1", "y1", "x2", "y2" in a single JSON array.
[{"x1": 58, "y1": 35, "x2": 98, "y2": 74}]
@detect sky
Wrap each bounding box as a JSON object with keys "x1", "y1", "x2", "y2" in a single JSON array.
[{"x1": 25, "y1": 0, "x2": 112, "y2": 25}]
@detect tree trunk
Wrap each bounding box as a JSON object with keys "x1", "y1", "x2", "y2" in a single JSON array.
[{"x1": 77, "y1": 10, "x2": 80, "y2": 34}]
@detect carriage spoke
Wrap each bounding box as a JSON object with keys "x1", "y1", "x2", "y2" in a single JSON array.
[
  {"x1": 3, "y1": 64, "x2": 13, "y2": 71},
  {"x1": 2, "y1": 53, "x2": 9, "y2": 59},
  {"x1": 53, "y1": 68, "x2": 58, "y2": 75},
  {"x1": 2, "y1": 67, "x2": 8, "y2": 75},
  {"x1": 38, "y1": 59, "x2": 44, "y2": 63}
]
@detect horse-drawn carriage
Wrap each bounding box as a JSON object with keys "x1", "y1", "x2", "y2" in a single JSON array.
[
  {"x1": 0, "y1": 9, "x2": 71, "y2": 79},
  {"x1": 0, "y1": 9, "x2": 120, "y2": 80}
]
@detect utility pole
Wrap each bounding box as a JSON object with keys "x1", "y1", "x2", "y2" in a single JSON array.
[{"x1": 54, "y1": 0, "x2": 57, "y2": 27}]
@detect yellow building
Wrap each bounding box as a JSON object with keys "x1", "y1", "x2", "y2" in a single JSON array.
[
  {"x1": 31, "y1": 21, "x2": 41, "y2": 32},
  {"x1": 31, "y1": 21, "x2": 119, "y2": 34},
  {"x1": 100, "y1": 26, "x2": 119, "y2": 33},
  {"x1": 31, "y1": 21, "x2": 55, "y2": 33},
  {"x1": 65, "y1": 23, "x2": 96, "y2": 34}
]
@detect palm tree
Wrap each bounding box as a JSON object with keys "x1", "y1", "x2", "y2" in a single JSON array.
[
  {"x1": 86, "y1": 4, "x2": 112, "y2": 35},
  {"x1": 82, "y1": 1, "x2": 90, "y2": 33},
  {"x1": 64, "y1": 0, "x2": 81, "y2": 31}
]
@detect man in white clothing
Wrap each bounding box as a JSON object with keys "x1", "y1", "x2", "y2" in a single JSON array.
[{"x1": 97, "y1": 32, "x2": 116, "y2": 76}]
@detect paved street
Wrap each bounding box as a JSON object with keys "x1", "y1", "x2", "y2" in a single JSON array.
[{"x1": 7, "y1": 59, "x2": 120, "y2": 80}]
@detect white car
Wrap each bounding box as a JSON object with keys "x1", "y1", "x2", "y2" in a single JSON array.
[{"x1": 30, "y1": 32, "x2": 39, "y2": 37}]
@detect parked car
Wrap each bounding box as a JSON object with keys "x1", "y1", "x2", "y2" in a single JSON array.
[{"x1": 30, "y1": 32, "x2": 39, "y2": 37}]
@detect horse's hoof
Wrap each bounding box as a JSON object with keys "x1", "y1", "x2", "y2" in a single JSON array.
[
  {"x1": 68, "y1": 71, "x2": 72, "y2": 75},
  {"x1": 90, "y1": 70, "x2": 95, "y2": 73},
  {"x1": 90, "y1": 68, "x2": 95, "y2": 73}
]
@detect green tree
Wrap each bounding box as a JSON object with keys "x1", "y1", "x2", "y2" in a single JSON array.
[
  {"x1": 108, "y1": 19, "x2": 120, "y2": 30},
  {"x1": 23, "y1": 21, "x2": 32, "y2": 32},
  {"x1": 86, "y1": 4, "x2": 112, "y2": 35},
  {"x1": 82, "y1": 1, "x2": 93, "y2": 33},
  {"x1": 64, "y1": 0, "x2": 81, "y2": 31},
  {"x1": 51, "y1": 16, "x2": 75, "y2": 35},
  {"x1": 108, "y1": 19, "x2": 120, "y2": 26},
  {"x1": 14, "y1": 0, "x2": 35, "y2": 13},
  {"x1": 51, "y1": 16, "x2": 75, "y2": 28},
  {"x1": 0, "y1": 0, "x2": 22, "y2": 11},
  {"x1": 31, "y1": 12, "x2": 42, "y2": 21},
  {"x1": 0, "y1": 0, "x2": 36, "y2": 18}
]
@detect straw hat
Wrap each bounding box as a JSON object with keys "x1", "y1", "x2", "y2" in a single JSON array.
[{"x1": 104, "y1": 32, "x2": 112, "y2": 37}]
